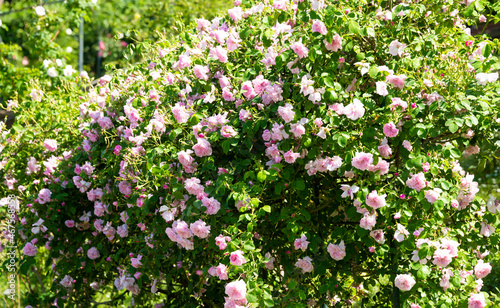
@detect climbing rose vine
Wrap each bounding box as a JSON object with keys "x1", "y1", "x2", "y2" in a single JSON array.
[{"x1": 2, "y1": 0, "x2": 500, "y2": 307}]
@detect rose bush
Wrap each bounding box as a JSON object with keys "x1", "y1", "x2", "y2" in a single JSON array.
[{"x1": 2, "y1": 0, "x2": 500, "y2": 307}]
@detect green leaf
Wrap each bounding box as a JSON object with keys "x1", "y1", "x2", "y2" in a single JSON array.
[
  {"x1": 262, "y1": 205, "x2": 271, "y2": 213},
  {"x1": 349, "y1": 21, "x2": 361, "y2": 36},
  {"x1": 293, "y1": 179, "x2": 305, "y2": 190},
  {"x1": 482, "y1": 43, "x2": 491, "y2": 58},
  {"x1": 257, "y1": 171, "x2": 267, "y2": 182},
  {"x1": 338, "y1": 134, "x2": 348, "y2": 148},
  {"x1": 323, "y1": 76, "x2": 334, "y2": 88}
]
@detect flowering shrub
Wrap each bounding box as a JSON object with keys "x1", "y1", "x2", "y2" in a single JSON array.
[{"x1": 2, "y1": 0, "x2": 500, "y2": 307}]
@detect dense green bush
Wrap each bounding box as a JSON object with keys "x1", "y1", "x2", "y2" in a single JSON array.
[{"x1": 1, "y1": 0, "x2": 500, "y2": 307}]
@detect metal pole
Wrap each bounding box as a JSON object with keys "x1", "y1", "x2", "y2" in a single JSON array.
[{"x1": 78, "y1": 17, "x2": 84, "y2": 72}]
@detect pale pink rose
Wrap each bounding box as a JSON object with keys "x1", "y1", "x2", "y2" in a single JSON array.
[
  {"x1": 277, "y1": 103, "x2": 295, "y2": 123},
  {"x1": 291, "y1": 41, "x2": 309, "y2": 58},
  {"x1": 360, "y1": 213, "x2": 377, "y2": 230},
  {"x1": 351, "y1": 152, "x2": 373, "y2": 171},
  {"x1": 327, "y1": 241, "x2": 346, "y2": 260},
  {"x1": 193, "y1": 138, "x2": 212, "y2": 157},
  {"x1": 215, "y1": 235, "x2": 231, "y2": 250},
  {"x1": 410, "y1": 303, "x2": 421, "y2": 308},
  {"x1": 99, "y1": 75, "x2": 112, "y2": 86},
  {"x1": 44, "y1": 139, "x2": 58, "y2": 152},
  {"x1": 468, "y1": 293, "x2": 486, "y2": 308},
  {"x1": 406, "y1": 173, "x2": 427, "y2": 191},
  {"x1": 222, "y1": 87, "x2": 235, "y2": 101},
  {"x1": 210, "y1": 46, "x2": 228, "y2": 63},
  {"x1": 394, "y1": 274, "x2": 416, "y2": 291},
  {"x1": 388, "y1": 40, "x2": 406, "y2": 57},
  {"x1": 386, "y1": 74, "x2": 407, "y2": 89},
  {"x1": 376, "y1": 81, "x2": 389, "y2": 96},
  {"x1": 221, "y1": 125, "x2": 237, "y2": 138},
  {"x1": 216, "y1": 263, "x2": 229, "y2": 280},
  {"x1": 225, "y1": 280, "x2": 247, "y2": 300},
  {"x1": 23, "y1": 242, "x2": 37, "y2": 256},
  {"x1": 295, "y1": 256, "x2": 314, "y2": 273},
  {"x1": 228, "y1": 6, "x2": 243, "y2": 22},
  {"x1": 60, "y1": 275, "x2": 74, "y2": 288},
  {"x1": 403, "y1": 140, "x2": 413, "y2": 151},
  {"x1": 480, "y1": 222, "x2": 495, "y2": 237},
  {"x1": 197, "y1": 18, "x2": 211, "y2": 31},
  {"x1": 474, "y1": 260, "x2": 492, "y2": 279},
  {"x1": 383, "y1": 122, "x2": 399, "y2": 138},
  {"x1": 294, "y1": 234, "x2": 309, "y2": 251},
  {"x1": 283, "y1": 150, "x2": 300, "y2": 164},
  {"x1": 171, "y1": 103, "x2": 190, "y2": 123},
  {"x1": 290, "y1": 123, "x2": 306, "y2": 138},
  {"x1": 370, "y1": 229, "x2": 385, "y2": 244},
  {"x1": 390, "y1": 97, "x2": 408, "y2": 111},
  {"x1": 479, "y1": 15, "x2": 487, "y2": 23},
  {"x1": 433, "y1": 248, "x2": 453, "y2": 267},
  {"x1": 178, "y1": 150, "x2": 194, "y2": 166},
  {"x1": 366, "y1": 191, "x2": 387, "y2": 210},
  {"x1": 173, "y1": 220, "x2": 193, "y2": 238},
  {"x1": 65, "y1": 220, "x2": 75, "y2": 227},
  {"x1": 342, "y1": 99, "x2": 365, "y2": 120},
  {"x1": 119, "y1": 181, "x2": 132, "y2": 195},
  {"x1": 424, "y1": 188, "x2": 442, "y2": 204},
  {"x1": 87, "y1": 247, "x2": 100, "y2": 260},
  {"x1": 193, "y1": 65, "x2": 210, "y2": 81},
  {"x1": 131, "y1": 254, "x2": 143, "y2": 268},
  {"x1": 241, "y1": 81, "x2": 256, "y2": 100},
  {"x1": 311, "y1": 20, "x2": 327, "y2": 35},
  {"x1": 324, "y1": 34, "x2": 342, "y2": 51},
  {"x1": 178, "y1": 54, "x2": 191, "y2": 69},
  {"x1": 38, "y1": 188, "x2": 52, "y2": 204},
  {"x1": 184, "y1": 178, "x2": 204, "y2": 196},
  {"x1": 202, "y1": 197, "x2": 220, "y2": 215},
  {"x1": 190, "y1": 220, "x2": 211, "y2": 238},
  {"x1": 230, "y1": 250, "x2": 247, "y2": 266},
  {"x1": 378, "y1": 139, "x2": 392, "y2": 157},
  {"x1": 117, "y1": 224, "x2": 128, "y2": 237}
]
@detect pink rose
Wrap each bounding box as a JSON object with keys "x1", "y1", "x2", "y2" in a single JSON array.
[
  {"x1": 44, "y1": 139, "x2": 58, "y2": 152},
  {"x1": 324, "y1": 34, "x2": 342, "y2": 51},
  {"x1": 390, "y1": 97, "x2": 408, "y2": 111},
  {"x1": 65, "y1": 220, "x2": 75, "y2": 227},
  {"x1": 406, "y1": 173, "x2": 427, "y2": 191},
  {"x1": 225, "y1": 280, "x2": 247, "y2": 300},
  {"x1": 202, "y1": 197, "x2": 220, "y2": 215},
  {"x1": 221, "y1": 125, "x2": 237, "y2": 138},
  {"x1": 383, "y1": 122, "x2": 399, "y2": 137},
  {"x1": 433, "y1": 248, "x2": 452, "y2": 267},
  {"x1": 311, "y1": 20, "x2": 327, "y2": 35},
  {"x1": 424, "y1": 188, "x2": 442, "y2": 204},
  {"x1": 295, "y1": 256, "x2": 314, "y2": 273},
  {"x1": 38, "y1": 188, "x2": 52, "y2": 204},
  {"x1": 386, "y1": 74, "x2": 407, "y2": 90},
  {"x1": 360, "y1": 213, "x2": 377, "y2": 230},
  {"x1": 87, "y1": 247, "x2": 100, "y2": 260},
  {"x1": 394, "y1": 274, "x2": 416, "y2": 291},
  {"x1": 23, "y1": 242, "x2": 37, "y2": 256},
  {"x1": 215, "y1": 234, "x2": 231, "y2": 250},
  {"x1": 283, "y1": 150, "x2": 300, "y2": 164},
  {"x1": 190, "y1": 220, "x2": 211, "y2": 238},
  {"x1": 228, "y1": 7, "x2": 243, "y2": 22},
  {"x1": 173, "y1": 220, "x2": 193, "y2": 238},
  {"x1": 291, "y1": 41, "x2": 309, "y2": 59},
  {"x1": 342, "y1": 99, "x2": 365, "y2": 120},
  {"x1": 294, "y1": 235, "x2": 309, "y2": 251},
  {"x1": 376, "y1": 81, "x2": 389, "y2": 96},
  {"x1": 230, "y1": 250, "x2": 247, "y2": 266},
  {"x1": 177, "y1": 54, "x2": 191, "y2": 69},
  {"x1": 277, "y1": 103, "x2": 295, "y2": 123},
  {"x1": 193, "y1": 138, "x2": 212, "y2": 157},
  {"x1": 474, "y1": 260, "x2": 492, "y2": 279},
  {"x1": 131, "y1": 254, "x2": 143, "y2": 268},
  {"x1": 327, "y1": 241, "x2": 346, "y2": 260},
  {"x1": 351, "y1": 152, "x2": 373, "y2": 171},
  {"x1": 178, "y1": 150, "x2": 194, "y2": 166},
  {"x1": 216, "y1": 263, "x2": 229, "y2": 280},
  {"x1": 193, "y1": 65, "x2": 210, "y2": 81},
  {"x1": 403, "y1": 140, "x2": 413, "y2": 151},
  {"x1": 366, "y1": 191, "x2": 387, "y2": 209},
  {"x1": 210, "y1": 46, "x2": 228, "y2": 63},
  {"x1": 468, "y1": 293, "x2": 486, "y2": 308},
  {"x1": 118, "y1": 181, "x2": 132, "y2": 195},
  {"x1": 171, "y1": 103, "x2": 190, "y2": 123},
  {"x1": 60, "y1": 275, "x2": 74, "y2": 288}
]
